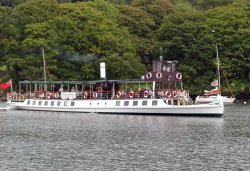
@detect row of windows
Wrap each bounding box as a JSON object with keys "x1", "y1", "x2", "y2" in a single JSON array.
[
  {"x1": 26, "y1": 100, "x2": 158, "y2": 107},
  {"x1": 27, "y1": 100, "x2": 75, "y2": 107},
  {"x1": 116, "y1": 100, "x2": 158, "y2": 106}
]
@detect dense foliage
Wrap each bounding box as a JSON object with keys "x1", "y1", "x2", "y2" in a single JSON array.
[{"x1": 0, "y1": 0, "x2": 249, "y2": 95}]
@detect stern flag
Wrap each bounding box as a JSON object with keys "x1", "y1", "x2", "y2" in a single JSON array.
[
  {"x1": 211, "y1": 80, "x2": 218, "y2": 87},
  {"x1": 0, "y1": 79, "x2": 12, "y2": 90}
]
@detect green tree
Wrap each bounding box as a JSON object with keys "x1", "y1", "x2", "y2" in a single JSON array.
[
  {"x1": 156, "y1": 0, "x2": 249, "y2": 94},
  {"x1": 102, "y1": 52, "x2": 145, "y2": 79},
  {"x1": 116, "y1": 4, "x2": 155, "y2": 64},
  {"x1": 132, "y1": 0, "x2": 175, "y2": 29}
]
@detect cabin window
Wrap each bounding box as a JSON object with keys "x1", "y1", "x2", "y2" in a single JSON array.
[
  {"x1": 51, "y1": 101, "x2": 54, "y2": 106},
  {"x1": 105, "y1": 102, "x2": 107, "y2": 105},
  {"x1": 27, "y1": 100, "x2": 30, "y2": 105},
  {"x1": 124, "y1": 101, "x2": 129, "y2": 106},
  {"x1": 64, "y1": 101, "x2": 68, "y2": 106},
  {"x1": 32, "y1": 101, "x2": 36, "y2": 105},
  {"x1": 152, "y1": 100, "x2": 158, "y2": 106},
  {"x1": 38, "y1": 101, "x2": 42, "y2": 106},
  {"x1": 97, "y1": 102, "x2": 99, "y2": 105},
  {"x1": 44, "y1": 101, "x2": 48, "y2": 106},
  {"x1": 174, "y1": 100, "x2": 178, "y2": 105},
  {"x1": 133, "y1": 101, "x2": 138, "y2": 106},
  {"x1": 168, "y1": 100, "x2": 171, "y2": 105},
  {"x1": 70, "y1": 102, "x2": 75, "y2": 106},
  {"x1": 57, "y1": 101, "x2": 61, "y2": 106},
  {"x1": 116, "y1": 101, "x2": 120, "y2": 106},
  {"x1": 142, "y1": 101, "x2": 147, "y2": 106}
]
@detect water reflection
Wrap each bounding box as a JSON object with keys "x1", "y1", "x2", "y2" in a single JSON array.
[{"x1": 0, "y1": 103, "x2": 249, "y2": 170}]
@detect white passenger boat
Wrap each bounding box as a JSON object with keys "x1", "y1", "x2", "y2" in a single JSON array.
[{"x1": 6, "y1": 59, "x2": 224, "y2": 117}]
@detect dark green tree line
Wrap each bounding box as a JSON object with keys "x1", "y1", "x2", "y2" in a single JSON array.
[
  {"x1": 0, "y1": 0, "x2": 249, "y2": 95},
  {"x1": 157, "y1": 0, "x2": 249, "y2": 94}
]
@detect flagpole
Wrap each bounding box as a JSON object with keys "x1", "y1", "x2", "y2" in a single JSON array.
[
  {"x1": 42, "y1": 47, "x2": 47, "y2": 91},
  {"x1": 215, "y1": 45, "x2": 221, "y2": 95},
  {"x1": 11, "y1": 79, "x2": 13, "y2": 93}
]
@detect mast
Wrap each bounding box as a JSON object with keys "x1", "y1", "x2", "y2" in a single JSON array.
[
  {"x1": 215, "y1": 45, "x2": 221, "y2": 95},
  {"x1": 42, "y1": 47, "x2": 47, "y2": 91}
]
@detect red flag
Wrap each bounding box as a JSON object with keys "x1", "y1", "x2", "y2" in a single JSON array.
[
  {"x1": 211, "y1": 80, "x2": 218, "y2": 86},
  {"x1": 0, "y1": 80, "x2": 12, "y2": 90}
]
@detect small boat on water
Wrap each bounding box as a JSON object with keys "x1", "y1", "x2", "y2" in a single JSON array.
[
  {"x1": 195, "y1": 45, "x2": 235, "y2": 104},
  {"x1": 195, "y1": 87, "x2": 235, "y2": 104},
  {"x1": 6, "y1": 59, "x2": 224, "y2": 117}
]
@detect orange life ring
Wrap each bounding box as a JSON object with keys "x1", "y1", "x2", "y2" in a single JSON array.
[
  {"x1": 156, "y1": 72, "x2": 162, "y2": 79},
  {"x1": 129, "y1": 91, "x2": 134, "y2": 98},
  {"x1": 93, "y1": 92, "x2": 98, "y2": 99},
  {"x1": 165, "y1": 91, "x2": 172, "y2": 98},
  {"x1": 172, "y1": 91, "x2": 177, "y2": 98},
  {"x1": 83, "y1": 92, "x2": 88, "y2": 99},
  {"x1": 47, "y1": 93, "x2": 52, "y2": 99},
  {"x1": 54, "y1": 93, "x2": 60, "y2": 99},
  {"x1": 176, "y1": 73, "x2": 182, "y2": 80},
  {"x1": 143, "y1": 91, "x2": 148, "y2": 98},
  {"x1": 146, "y1": 72, "x2": 152, "y2": 80},
  {"x1": 116, "y1": 91, "x2": 122, "y2": 98},
  {"x1": 39, "y1": 93, "x2": 44, "y2": 98}
]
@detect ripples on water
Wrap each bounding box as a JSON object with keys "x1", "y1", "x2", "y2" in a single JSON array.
[{"x1": 0, "y1": 102, "x2": 249, "y2": 170}]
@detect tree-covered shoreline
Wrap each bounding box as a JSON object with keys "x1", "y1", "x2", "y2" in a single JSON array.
[{"x1": 0, "y1": 0, "x2": 249, "y2": 97}]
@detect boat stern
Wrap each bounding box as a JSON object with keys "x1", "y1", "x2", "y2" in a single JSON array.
[{"x1": 210, "y1": 94, "x2": 224, "y2": 115}]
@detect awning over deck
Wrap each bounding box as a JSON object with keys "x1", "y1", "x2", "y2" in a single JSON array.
[{"x1": 18, "y1": 79, "x2": 149, "y2": 85}]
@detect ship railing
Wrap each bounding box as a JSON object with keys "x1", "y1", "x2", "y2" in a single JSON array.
[
  {"x1": 7, "y1": 92, "x2": 27, "y2": 102},
  {"x1": 159, "y1": 89, "x2": 194, "y2": 105},
  {"x1": 7, "y1": 89, "x2": 194, "y2": 103}
]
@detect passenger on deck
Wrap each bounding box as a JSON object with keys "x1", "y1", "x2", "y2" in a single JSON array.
[
  {"x1": 97, "y1": 86, "x2": 102, "y2": 99},
  {"x1": 148, "y1": 87, "x2": 153, "y2": 98},
  {"x1": 59, "y1": 87, "x2": 63, "y2": 93}
]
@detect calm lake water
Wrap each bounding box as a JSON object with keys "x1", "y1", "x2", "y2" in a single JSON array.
[{"x1": 0, "y1": 102, "x2": 249, "y2": 171}]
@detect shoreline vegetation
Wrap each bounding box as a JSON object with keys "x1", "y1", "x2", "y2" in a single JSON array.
[{"x1": 0, "y1": 0, "x2": 249, "y2": 97}]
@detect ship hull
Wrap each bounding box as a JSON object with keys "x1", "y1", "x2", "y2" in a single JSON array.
[
  {"x1": 7, "y1": 97, "x2": 224, "y2": 117},
  {"x1": 195, "y1": 95, "x2": 235, "y2": 104}
]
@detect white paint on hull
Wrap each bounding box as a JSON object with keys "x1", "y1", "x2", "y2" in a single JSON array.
[
  {"x1": 7, "y1": 96, "x2": 224, "y2": 116},
  {"x1": 195, "y1": 95, "x2": 235, "y2": 104}
]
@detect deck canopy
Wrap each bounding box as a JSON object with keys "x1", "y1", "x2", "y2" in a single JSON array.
[
  {"x1": 17, "y1": 79, "x2": 158, "y2": 94},
  {"x1": 18, "y1": 79, "x2": 148, "y2": 85}
]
